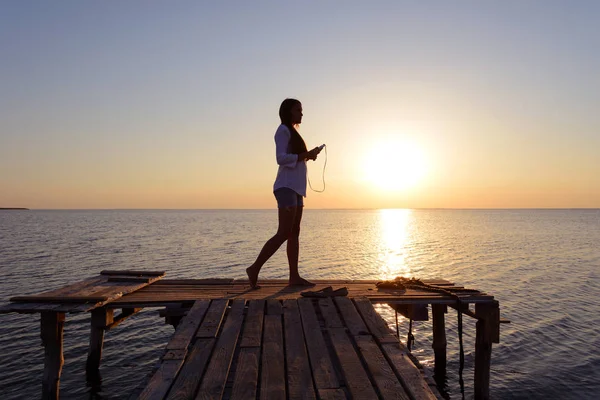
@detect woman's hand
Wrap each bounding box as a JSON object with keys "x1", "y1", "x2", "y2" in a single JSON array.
[{"x1": 307, "y1": 146, "x2": 322, "y2": 161}]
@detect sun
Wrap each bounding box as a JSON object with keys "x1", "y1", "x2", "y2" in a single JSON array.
[{"x1": 362, "y1": 139, "x2": 427, "y2": 191}]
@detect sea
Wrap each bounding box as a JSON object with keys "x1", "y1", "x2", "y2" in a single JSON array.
[{"x1": 0, "y1": 209, "x2": 598, "y2": 399}]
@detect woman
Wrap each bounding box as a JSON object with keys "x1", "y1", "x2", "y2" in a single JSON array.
[{"x1": 246, "y1": 98, "x2": 322, "y2": 288}]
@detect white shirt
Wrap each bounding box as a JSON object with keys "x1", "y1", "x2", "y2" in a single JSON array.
[{"x1": 272, "y1": 124, "x2": 307, "y2": 197}]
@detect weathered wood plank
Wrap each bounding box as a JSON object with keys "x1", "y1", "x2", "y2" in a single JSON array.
[
  {"x1": 100, "y1": 270, "x2": 165, "y2": 276},
  {"x1": 196, "y1": 299, "x2": 228, "y2": 338},
  {"x1": 354, "y1": 335, "x2": 409, "y2": 400},
  {"x1": 28, "y1": 276, "x2": 105, "y2": 299},
  {"x1": 283, "y1": 299, "x2": 316, "y2": 399},
  {"x1": 197, "y1": 299, "x2": 245, "y2": 400},
  {"x1": 155, "y1": 278, "x2": 235, "y2": 285},
  {"x1": 318, "y1": 388, "x2": 347, "y2": 400},
  {"x1": 334, "y1": 297, "x2": 369, "y2": 336},
  {"x1": 327, "y1": 327, "x2": 378, "y2": 399},
  {"x1": 106, "y1": 276, "x2": 152, "y2": 283},
  {"x1": 230, "y1": 347, "x2": 260, "y2": 400},
  {"x1": 167, "y1": 300, "x2": 210, "y2": 351},
  {"x1": 354, "y1": 298, "x2": 398, "y2": 344},
  {"x1": 240, "y1": 300, "x2": 265, "y2": 348},
  {"x1": 318, "y1": 297, "x2": 343, "y2": 328},
  {"x1": 261, "y1": 314, "x2": 286, "y2": 400},
  {"x1": 266, "y1": 299, "x2": 283, "y2": 315},
  {"x1": 297, "y1": 298, "x2": 339, "y2": 390},
  {"x1": 166, "y1": 338, "x2": 215, "y2": 400},
  {"x1": 11, "y1": 295, "x2": 109, "y2": 303},
  {"x1": 138, "y1": 359, "x2": 184, "y2": 400},
  {"x1": 380, "y1": 343, "x2": 437, "y2": 400}
]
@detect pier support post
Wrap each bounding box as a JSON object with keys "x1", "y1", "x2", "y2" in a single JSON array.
[
  {"x1": 86, "y1": 308, "x2": 114, "y2": 381},
  {"x1": 474, "y1": 301, "x2": 500, "y2": 400},
  {"x1": 431, "y1": 304, "x2": 447, "y2": 377},
  {"x1": 40, "y1": 311, "x2": 65, "y2": 400}
]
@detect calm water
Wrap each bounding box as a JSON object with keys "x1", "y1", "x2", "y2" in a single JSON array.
[{"x1": 0, "y1": 209, "x2": 599, "y2": 399}]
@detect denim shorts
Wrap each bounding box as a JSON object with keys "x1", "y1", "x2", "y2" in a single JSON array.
[{"x1": 274, "y1": 187, "x2": 304, "y2": 208}]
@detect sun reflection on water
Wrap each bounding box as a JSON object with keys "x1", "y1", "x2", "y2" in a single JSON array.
[{"x1": 377, "y1": 208, "x2": 414, "y2": 280}]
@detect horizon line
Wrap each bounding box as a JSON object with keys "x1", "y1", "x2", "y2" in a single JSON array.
[{"x1": 3, "y1": 207, "x2": 599, "y2": 211}]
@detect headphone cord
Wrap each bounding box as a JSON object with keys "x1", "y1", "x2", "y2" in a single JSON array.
[{"x1": 308, "y1": 145, "x2": 327, "y2": 193}]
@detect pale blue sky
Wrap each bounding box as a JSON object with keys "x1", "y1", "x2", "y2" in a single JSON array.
[{"x1": 1, "y1": 1, "x2": 599, "y2": 208}]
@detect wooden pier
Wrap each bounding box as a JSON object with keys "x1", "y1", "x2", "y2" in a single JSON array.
[{"x1": 0, "y1": 271, "x2": 501, "y2": 400}]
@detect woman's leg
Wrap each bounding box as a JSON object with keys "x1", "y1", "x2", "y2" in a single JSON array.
[
  {"x1": 287, "y1": 206, "x2": 313, "y2": 286},
  {"x1": 246, "y1": 207, "x2": 296, "y2": 288}
]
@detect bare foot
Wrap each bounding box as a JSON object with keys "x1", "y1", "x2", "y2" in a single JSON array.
[
  {"x1": 288, "y1": 276, "x2": 315, "y2": 286},
  {"x1": 246, "y1": 266, "x2": 260, "y2": 289}
]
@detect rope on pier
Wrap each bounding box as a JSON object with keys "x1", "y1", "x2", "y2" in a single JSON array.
[{"x1": 377, "y1": 277, "x2": 474, "y2": 398}]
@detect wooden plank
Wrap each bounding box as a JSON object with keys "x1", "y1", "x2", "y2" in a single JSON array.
[
  {"x1": 163, "y1": 349, "x2": 187, "y2": 361},
  {"x1": 196, "y1": 299, "x2": 228, "y2": 338},
  {"x1": 353, "y1": 298, "x2": 398, "y2": 343},
  {"x1": 155, "y1": 278, "x2": 235, "y2": 285},
  {"x1": 261, "y1": 314, "x2": 286, "y2": 400},
  {"x1": 166, "y1": 338, "x2": 215, "y2": 400},
  {"x1": 380, "y1": 343, "x2": 437, "y2": 400},
  {"x1": 11, "y1": 275, "x2": 164, "y2": 306},
  {"x1": 230, "y1": 347, "x2": 260, "y2": 400},
  {"x1": 266, "y1": 299, "x2": 283, "y2": 315},
  {"x1": 0, "y1": 302, "x2": 88, "y2": 314},
  {"x1": 334, "y1": 297, "x2": 369, "y2": 336},
  {"x1": 197, "y1": 299, "x2": 245, "y2": 400},
  {"x1": 283, "y1": 299, "x2": 316, "y2": 399},
  {"x1": 100, "y1": 270, "x2": 165, "y2": 276},
  {"x1": 11, "y1": 295, "x2": 109, "y2": 303},
  {"x1": 240, "y1": 300, "x2": 265, "y2": 348},
  {"x1": 318, "y1": 388, "x2": 347, "y2": 400},
  {"x1": 318, "y1": 297, "x2": 343, "y2": 328},
  {"x1": 138, "y1": 359, "x2": 184, "y2": 400},
  {"x1": 327, "y1": 328, "x2": 378, "y2": 399},
  {"x1": 166, "y1": 300, "x2": 210, "y2": 350},
  {"x1": 26, "y1": 276, "x2": 105, "y2": 299},
  {"x1": 297, "y1": 298, "x2": 339, "y2": 390},
  {"x1": 107, "y1": 276, "x2": 152, "y2": 283},
  {"x1": 354, "y1": 335, "x2": 409, "y2": 400}
]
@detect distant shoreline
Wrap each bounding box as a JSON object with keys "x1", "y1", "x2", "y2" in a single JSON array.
[{"x1": 0, "y1": 208, "x2": 29, "y2": 210}]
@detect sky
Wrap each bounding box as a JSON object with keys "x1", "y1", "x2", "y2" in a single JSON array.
[{"x1": 1, "y1": 1, "x2": 599, "y2": 209}]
